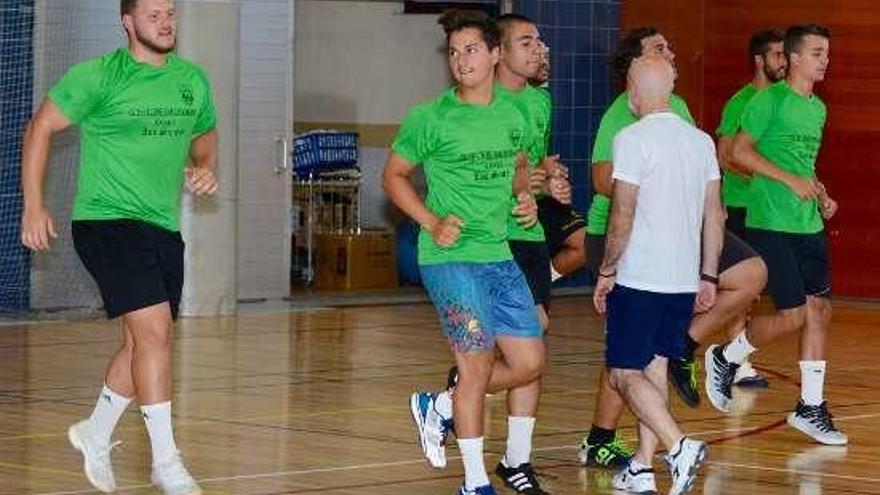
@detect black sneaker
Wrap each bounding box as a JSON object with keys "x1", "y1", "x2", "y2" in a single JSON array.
[
  {"x1": 494, "y1": 462, "x2": 550, "y2": 494},
  {"x1": 787, "y1": 400, "x2": 848, "y2": 445},
  {"x1": 669, "y1": 357, "x2": 700, "y2": 408},
  {"x1": 704, "y1": 344, "x2": 739, "y2": 413},
  {"x1": 577, "y1": 435, "x2": 634, "y2": 469},
  {"x1": 447, "y1": 365, "x2": 459, "y2": 390}
]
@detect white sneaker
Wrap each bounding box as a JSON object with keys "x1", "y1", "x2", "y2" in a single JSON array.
[
  {"x1": 613, "y1": 460, "x2": 657, "y2": 494},
  {"x1": 733, "y1": 361, "x2": 769, "y2": 387},
  {"x1": 664, "y1": 438, "x2": 707, "y2": 495},
  {"x1": 409, "y1": 391, "x2": 452, "y2": 468},
  {"x1": 67, "y1": 420, "x2": 118, "y2": 493},
  {"x1": 151, "y1": 453, "x2": 202, "y2": 495},
  {"x1": 704, "y1": 345, "x2": 738, "y2": 413},
  {"x1": 787, "y1": 400, "x2": 848, "y2": 445}
]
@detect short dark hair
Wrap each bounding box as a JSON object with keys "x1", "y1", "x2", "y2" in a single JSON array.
[
  {"x1": 611, "y1": 26, "x2": 661, "y2": 83},
  {"x1": 496, "y1": 13, "x2": 535, "y2": 45},
  {"x1": 749, "y1": 28, "x2": 784, "y2": 61},
  {"x1": 784, "y1": 23, "x2": 831, "y2": 58},
  {"x1": 120, "y1": 0, "x2": 138, "y2": 16},
  {"x1": 438, "y1": 9, "x2": 500, "y2": 50}
]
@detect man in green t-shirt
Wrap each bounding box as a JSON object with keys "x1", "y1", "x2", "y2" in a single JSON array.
[
  {"x1": 384, "y1": 11, "x2": 544, "y2": 495},
  {"x1": 707, "y1": 29, "x2": 787, "y2": 391},
  {"x1": 705, "y1": 24, "x2": 847, "y2": 446},
  {"x1": 717, "y1": 29, "x2": 787, "y2": 239},
  {"x1": 20, "y1": 1, "x2": 216, "y2": 493}
]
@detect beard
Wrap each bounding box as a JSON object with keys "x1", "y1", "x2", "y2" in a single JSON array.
[
  {"x1": 763, "y1": 64, "x2": 785, "y2": 83},
  {"x1": 135, "y1": 27, "x2": 175, "y2": 55}
]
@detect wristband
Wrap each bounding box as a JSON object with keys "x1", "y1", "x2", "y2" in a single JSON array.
[
  {"x1": 598, "y1": 270, "x2": 616, "y2": 278},
  {"x1": 701, "y1": 273, "x2": 719, "y2": 285}
]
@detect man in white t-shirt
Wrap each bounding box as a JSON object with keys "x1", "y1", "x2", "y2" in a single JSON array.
[{"x1": 591, "y1": 55, "x2": 724, "y2": 495}]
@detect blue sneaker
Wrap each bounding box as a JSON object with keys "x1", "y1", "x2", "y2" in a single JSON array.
[
  {"x1": 457, "y1": 483, "x2": 497, "y2": 495},
  {"x1": 410, "y1": 391, "x2": 452, "y2": 468}
]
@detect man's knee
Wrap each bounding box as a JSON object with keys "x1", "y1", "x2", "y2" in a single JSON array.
[
  {"x1": 720, "y1": 256, "x2": 767, "y2": 295},
  {"x1": 607, "y1": 367, "x2": 639, "y2": 392}
]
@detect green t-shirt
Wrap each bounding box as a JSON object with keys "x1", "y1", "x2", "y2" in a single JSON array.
[
  {"x1": 496, "y1": 84, "x2": 551, "y2": 242},
  {"x1": 49, "y1": 48, "x2": 217, "y2": 232},
  {"x1": 740, "y1": 81, "x2": 826, "y2": 234},
  {"x1": 392, "y1": 88, "x2": 534, "y2": 265},
  {"x1": 586, "y1": 92, "x2": 694, "y2": 235},
  {"x1": 716, "y1": 83, "x2": 758, "y2": 208}
]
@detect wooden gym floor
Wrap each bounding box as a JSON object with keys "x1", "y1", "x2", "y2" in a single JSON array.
[{"x1": 0, "y1": 295, "x2": 878, "y2": 494}]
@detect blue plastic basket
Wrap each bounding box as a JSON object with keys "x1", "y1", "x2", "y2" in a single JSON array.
[{"x1": 292, "y1": 131, "x2": 359, "y2": 177}]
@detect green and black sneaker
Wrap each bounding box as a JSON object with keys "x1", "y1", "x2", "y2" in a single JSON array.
[
  {"x1": 577, "y1": 434, "x2": 634, "y2": 469},
  {"x1": 669, "y1": 356, "x2": 701, "y2": 408}
]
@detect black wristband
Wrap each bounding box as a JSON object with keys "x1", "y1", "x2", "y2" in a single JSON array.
[
  {"x1": 598, "y1": 270, "x2": 616, "y2": 278},
  {"x1": 701, "y1": 273, "x2": 719, "y2": 285}
]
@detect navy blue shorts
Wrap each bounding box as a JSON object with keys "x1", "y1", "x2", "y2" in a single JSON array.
[{"x1": 605, "y1": 285, "x2": 696, "y2": 370}]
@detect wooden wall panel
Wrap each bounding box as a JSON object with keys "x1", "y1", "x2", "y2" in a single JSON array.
[
  {"x1": 621, "y1": 0, "x2": 705, "y2": 124},
  {"x1": 704, "y1": 0, "x2": 880, "y2": 297},
  {"x1": 623, "y1": 0, "x2": 880, "y2": 297}
]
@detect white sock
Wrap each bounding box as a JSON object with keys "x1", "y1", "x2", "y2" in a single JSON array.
[
  {"x1": 629, "y1": 456, "x2": 652, "y2": 471},
  {"x1": 799, "y1": 360, "x2": 826, "y2": 406},
  {"x1": 503, "y1": 416, "x2": 536, "y2": 468},
  {"x1": 459, "y1": 437, "x2": 490, "y2": 490},
  {"x1": 550, "y1": 264, "x2": 563, "y2": 282},
  {"x1": 435, "y1": 390, "x2": 453, "y2": 419},
  {"x1": 88, "y1": 384, "x2": 132, "y2": 444},
  {"x1": 141, "y1": 402, "x2": 179, "y2": 466},
  {"x1": 723, "y1": 331, "x2": 756, "y2": 364}
]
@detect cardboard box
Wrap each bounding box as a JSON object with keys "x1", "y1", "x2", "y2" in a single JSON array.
[{"x1": 315, "y1": 231, "x2": 398, "y2": 290}]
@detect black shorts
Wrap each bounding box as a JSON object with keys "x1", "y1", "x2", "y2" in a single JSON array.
[
  {"x1": 745, "y1": 228, "x2": 831, "y2": 310},
  {"x1": 509, "y1": 240, "x2": 551, "y2": 308},
  {"x1": 726, "y1": 206, "x2": 747, "y2": 240},
  {"x1": 585, "y1": 233, "x2": 605, "y2": 280},
  {"x1": 537, "y1": 196, "x2": 587, "y2": 257},
  {"x1": 719, "y1": 229, "x2": 759, "y2": 274},
  {"x1": 606, "y1": 284, "x2": 696, "y2": 369},
  {"x1": 72, "y1": 220, "x2": 185, "y2": 320}
]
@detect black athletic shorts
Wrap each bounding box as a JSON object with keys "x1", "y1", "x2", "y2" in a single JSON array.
[
  {"x1": 726, "y1": 206, "x2": 747, "y2": 240},
  {"x1": 745, "y1": 228, "x2": 831, "y2": 310},
  {"x1": 585, "y1": 233, "x2": 606, "y2": 280},
  {"x1": 72, "y1": 219, "x2": 185, "y2": 320},
  {"x1": 537, "y1": 196, "x2": 587, "y2": 258},
  {"x1": 509, "y1": 240, "x2": 552, "y2": 308},
  {"x1": 719, "y1": 229, "x2": 759, "y2": 274},
  {"x1": 589, "y1": 230, "x2": 756, "y2": 281}
]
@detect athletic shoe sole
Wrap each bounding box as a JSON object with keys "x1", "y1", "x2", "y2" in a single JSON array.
[
  {"x1": 669, "y1": 443, "x2": 707, "y2": 495},
  {"x1": 704, "y1": 345, "x2": 731, "y2": 413},
  {"x1": 786, "y1": 412, "x2": 849, "y2": 446},
  {"x1": 409, "y1": 394, "x2": 445, "y2": 468},
  {"x1": 68, "y1": 425, "x2": 114, "y2": 493}
]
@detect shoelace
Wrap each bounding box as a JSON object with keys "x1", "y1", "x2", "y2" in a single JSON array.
[
  {"x1": 713, "y1": 351, "x2": 738, "y2": 398},
  {"x1": 685, "y1": 360, "x2": 699, "y2": 390},
  {"x1": 439, "y1": 417, "x2": 455, "y2": 446},
  {"x1": 608, "y1": 435, "x2": 635, "y2": 457},
  {"x1": 802, "y1": 402, "x2": 837, "y2": 433}
]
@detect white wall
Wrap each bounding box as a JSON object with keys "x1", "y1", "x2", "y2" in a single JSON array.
[{"x1": 294, "y1": 0, "x2": 449, "y2": 125}]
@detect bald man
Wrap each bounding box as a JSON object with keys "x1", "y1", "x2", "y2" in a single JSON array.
[{"x1": 591, "y1": 56, "x2": 722, "y2": 495}]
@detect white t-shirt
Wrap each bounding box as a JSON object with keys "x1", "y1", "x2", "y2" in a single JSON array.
[{"x1": 611, "y1": 112, "x2": 721, "y2": 293}]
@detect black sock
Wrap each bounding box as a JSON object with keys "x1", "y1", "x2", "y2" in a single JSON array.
[
  {"x1": 683, "y1": 334, "x2": 699, "y2": 360},
  {"x1": 587, "y1": 425, "x2": 616, "y2": 446}
]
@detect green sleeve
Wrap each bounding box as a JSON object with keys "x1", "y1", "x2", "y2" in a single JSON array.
[
  {"x1": 590, "y1": 105, "x2": 619, "y2": 164},
  {"x1": 715, "y1": 98, "x2": 740, "y2": 137},
  {"x1": 670, "y1": 94, "x2": 694, "y2": 125},
  {"x1": 739, "y1": 90, "x2": 776, "y2": 141},
  {"x1": 392, "y1": 105, "x2": 435, "y2": 166},
  {"x1": 47, "y1": 59, "x2": 103, "y2": 124},
  {"x1": 192, "y1": 67, "x2": 218, "y2": 136}
]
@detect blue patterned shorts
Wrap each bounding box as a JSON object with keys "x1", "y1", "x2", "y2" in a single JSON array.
[{"x1": 420, "y1": 261, "x2": 543, "y2": 353}]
